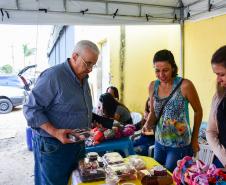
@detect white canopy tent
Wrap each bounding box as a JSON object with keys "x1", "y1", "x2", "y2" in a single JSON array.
[
  {"x1": 0, "y1": 0, "x2": 226, "y2": 25},
  {"x1": 1, "y1": 0, "x2": 226, "y2": 77}
]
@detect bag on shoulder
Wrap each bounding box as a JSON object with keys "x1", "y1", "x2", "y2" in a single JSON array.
[{"x1": 153, "y1": 78, "x2": 184, "y2": 127}]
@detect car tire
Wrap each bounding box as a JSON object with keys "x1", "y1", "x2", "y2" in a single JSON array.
[{"x1": 0, "y1": 98, "x2": 13, "y2": 114}]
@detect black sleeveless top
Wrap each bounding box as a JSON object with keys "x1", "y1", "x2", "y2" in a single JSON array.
[{"x1": 217, "y1": 97, "x2": 226, "y2": 148}]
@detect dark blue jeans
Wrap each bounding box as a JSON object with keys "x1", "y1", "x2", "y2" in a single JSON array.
[
  {"x1": 133, "y1": 134, "x2": 155, "y2": 156},
  {"x1": 32, "y1": 134, "x2": 85, "y2": 185},
  {"x1": 154, "y1": 141, "x2": 193, "y2": 172}
]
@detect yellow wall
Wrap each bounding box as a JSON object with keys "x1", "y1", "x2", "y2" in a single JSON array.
[
  {"x1": 72, "y1": 17, "x2": 226, "y2": 120},
  {"x1": 184, "y1": 14, "x2": 226, "y2": 121},
  {"x1": 123, "y1": 25, "x2": 181, "y2": 113}
]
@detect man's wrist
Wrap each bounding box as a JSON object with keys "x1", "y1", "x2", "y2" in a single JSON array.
[{"x1": 40, "y1": 122, "x2": 58, "y2": 137}]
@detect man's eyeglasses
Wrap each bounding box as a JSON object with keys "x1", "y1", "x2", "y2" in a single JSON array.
[{"x1": 79, "y1": 55, "x2": 97, "y2": 70}]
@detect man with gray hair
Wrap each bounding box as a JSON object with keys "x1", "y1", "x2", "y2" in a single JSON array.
[{"x1": 23, "y1": 40, "x2": 99, "y2": 185}]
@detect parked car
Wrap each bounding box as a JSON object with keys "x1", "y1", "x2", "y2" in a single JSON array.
[
  {"x1": 0, "y1": 85, "x2": 26, "y2": 113},
  {"x1": 0, "y1": 64, "x2": 37, "y2": 114},
  {"x1": 0, "y1": 75, "x2": 24, "y2": 87}
]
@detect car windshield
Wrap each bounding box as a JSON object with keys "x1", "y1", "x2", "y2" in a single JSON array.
[{"x1": 0, "y1": 75, "x2": 24, "y2": 88}]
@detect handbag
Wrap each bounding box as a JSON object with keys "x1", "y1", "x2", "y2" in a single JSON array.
[{"x1": 153, "y1": 78, "x2": 184, "y2": 127}]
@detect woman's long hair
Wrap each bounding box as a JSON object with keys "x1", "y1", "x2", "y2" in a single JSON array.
[
  {"x1": 211, "y1": 45, "x2": 226, "y2": 97},
  {"x1": 99, "y1": 93, "x2": 119, "y2": 117},
  {"x1": 99, "y1": 93, "x2": 129, "y2": 118}
]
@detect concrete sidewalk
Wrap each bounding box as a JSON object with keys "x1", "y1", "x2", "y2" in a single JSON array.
[{"x1": 0, "y1": 107, "x2": 34, "y2": 185}]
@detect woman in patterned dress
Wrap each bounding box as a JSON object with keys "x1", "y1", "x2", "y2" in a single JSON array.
[{"x1": 143, "y1": 49, "x2": 203, "y2": 172}]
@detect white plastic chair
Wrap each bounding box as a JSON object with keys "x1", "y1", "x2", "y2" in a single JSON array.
[
  {"x1": 130, "y1": 112, "x2": 142, "y2": 141},
  {"x1": 198, "y1": 144, "x2": 214, "y2": 165},
  {"x1": 148, "y1": 145, "x2": 155, "y2": 157},
  {"x1": 130, "y1": 112, "x2": 142, "y2": 124}
]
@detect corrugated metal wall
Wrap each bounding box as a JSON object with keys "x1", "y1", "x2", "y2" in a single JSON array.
[{"x1": 48, "y1": 26, "x2": 75, "y2": 66}]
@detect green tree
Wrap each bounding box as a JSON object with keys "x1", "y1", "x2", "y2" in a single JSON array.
[
  {"x1": 0, "y1": 64, "x2": 13, "y2": 74},
  {"x1": 22, "y1": 44, "x2": 36, "y2": 67}
]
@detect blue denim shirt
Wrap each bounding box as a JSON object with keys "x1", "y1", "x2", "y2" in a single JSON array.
[{"x1": 23, "y1": 59, "x2": 93, "y2": 137}]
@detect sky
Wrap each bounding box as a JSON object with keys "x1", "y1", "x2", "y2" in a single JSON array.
[{"x1": 0, "y1": 25, "x2": 52, "y2": 73}]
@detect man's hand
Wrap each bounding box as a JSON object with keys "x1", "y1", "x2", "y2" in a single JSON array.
[
  {"x1": 40, "y1": 122, "x2": 87, "y2": 144},
  {"x1": 40, "y1": 122, "x2": 78, "y2": 144},
  {"x1": 54, "y1": 129, "x2": 76, "y2": 144},
  {"x1": 54, "y1": 129, "x2": 89, "y2": 144}
]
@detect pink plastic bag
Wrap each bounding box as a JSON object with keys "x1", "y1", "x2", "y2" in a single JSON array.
[{"x1": 173, "y1": 156, "x2": 217, "y2": 185}]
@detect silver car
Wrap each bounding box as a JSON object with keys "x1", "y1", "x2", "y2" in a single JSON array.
[
  {"x1": 0, "y1": 64, "x2": 36, "y2": 114},
  {"x1": 0, "y1": 85, "x2": 26, "y2": 113}
]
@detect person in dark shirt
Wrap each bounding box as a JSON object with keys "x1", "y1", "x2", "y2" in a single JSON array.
[
  {"x1": 99, "y1": 93, "x2": 132, "y2": 124},
  {"x1": 95, "y1": 86, "x2": 119, "y2": 116},
  {"x1": 23, "y1": 40, "x2": 99, "y2": 185},
  {"x1": 133, "y1": 97, "x2": 155, "y2": 156}
]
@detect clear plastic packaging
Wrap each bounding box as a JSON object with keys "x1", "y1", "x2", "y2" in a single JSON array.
[
  {"x1": 128, "y1": 156, "x2": 146, "y2": 170},
  {"x1": 78, "y1": 155, "x2": 105, "y2": 182},
  {"x1": 102, "y1": 152, "x2": 124, "y2": 165},
  {"x1": 86, "y1": 152, "x2": 98, "y2": 161},
  {"x1": 106, "y1": 163, "x2": 137, "y2": 181},
  {"x1": 105, "y1": 167, "x2": 119, "y2": 185}
]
